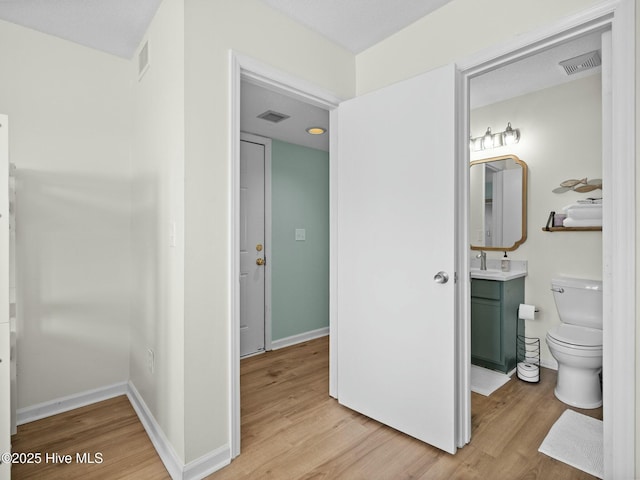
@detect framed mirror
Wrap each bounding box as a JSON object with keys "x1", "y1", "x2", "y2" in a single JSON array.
[{"x1": 470, "y1": 154, "x2": 528, "y2": 251}]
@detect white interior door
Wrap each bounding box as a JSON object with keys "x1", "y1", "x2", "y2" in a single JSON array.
[
  {"x1": 240, "y1": 135, "x2": 267, "y2": 356},
  {"x1": 337, "y1": 64, "x2": 459, "y2": 454},
  {"x1": 0, "y1": 115, "x2": 11, "y2": 479}
]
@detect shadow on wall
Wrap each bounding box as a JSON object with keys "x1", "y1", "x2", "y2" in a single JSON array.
[{"x1": 14, "y1": 167, "x2": 132, "y2": 407}]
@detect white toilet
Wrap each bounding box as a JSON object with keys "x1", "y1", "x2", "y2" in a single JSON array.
[{"x1": 546, "y1": 277, "x2": 603, "y2": 409}]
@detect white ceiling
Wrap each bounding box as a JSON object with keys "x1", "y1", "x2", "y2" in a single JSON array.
[
  {"x1": 0, "y1": 0, "x2": 161, "y2": 59},
  {"x1": 470, "y1": 31, "x2": 603, "y2": 110},
  {"x1": 0, "y1": 1, "x2": 603, "y2": 150},
  {"x1": 0, "y1": 0, "x2": 452, "y2": 58},
  {"x1": 261, "y1": 0, "x2": 453, "y2": 53},
  {"x1": 241, "y1": 81, "x2": 330, "y2": 151}
]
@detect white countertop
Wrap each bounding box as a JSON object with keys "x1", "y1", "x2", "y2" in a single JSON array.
[{"x1": 469, "y1": 259, "x2": 527, "y2": 281}]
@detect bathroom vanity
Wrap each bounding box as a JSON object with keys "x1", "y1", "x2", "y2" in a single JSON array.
[{"x1": 471, "y1": 273, "x2": 525, "y2": 374}]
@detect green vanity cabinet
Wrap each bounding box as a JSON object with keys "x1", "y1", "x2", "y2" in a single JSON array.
[{"x1": 471, "y1": 277, "x2": 525, "y2": 373}]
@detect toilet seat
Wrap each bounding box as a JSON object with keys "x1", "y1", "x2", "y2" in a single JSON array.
[{"x1": 547, "y1": 324, "x2": 602, "y2": 349}]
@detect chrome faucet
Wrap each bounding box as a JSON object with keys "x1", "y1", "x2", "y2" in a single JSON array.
[{"x1": 476, "y1": 251, "x2": 487, "y2": 270}]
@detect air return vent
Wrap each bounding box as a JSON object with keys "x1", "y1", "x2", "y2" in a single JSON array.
[
  {"x1": 559, "y1": 50, "x2": 601, "y2": 76},
  {"x1": 138, "y1": 40, "x2": 150, "y2": 80},
  {"x1": 257, "y1": 110, "x2": 290, "y2": 123}
]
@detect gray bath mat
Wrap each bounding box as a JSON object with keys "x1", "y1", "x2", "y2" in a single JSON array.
[{"x1": 539, "y1": 409, "x2": 603, "y2": 479}]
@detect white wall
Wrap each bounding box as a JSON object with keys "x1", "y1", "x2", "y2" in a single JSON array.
[
  {"x1": 355, "y1": 0, "x2": 601, "y2": 95},
  {"x1": 182, "y1": 0, "x2": 354, "y2": 463},
  {"x1": 471, "y1": 75, "x2": 602, "y2": 366},
  {"x1": 130, "y1": 0, "x2": 186, "y2": 462},
  {"x1": 0, "y1": 20, "x2": 132, "y2": 407}
]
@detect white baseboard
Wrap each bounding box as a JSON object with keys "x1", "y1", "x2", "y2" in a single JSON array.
[
  {"x1": 18, "y1": 381, "x2": 232, "y2": 480},
  {"x1": 540, "y1": 358, "x2": 558, "y2": 370},
  {"x1": 126, "y1": 381, "x2": 231, "y2": 480},
  {"x1": 126, "y1": 381, "x2": 185, "y2": 479},
  {"x1": 183, "y1": 445, "x2": 231, "y2": 480},
  {"x1": 270, "y1": 326, "x2": 329, "y2": 350},
  {"x1": 17, "y1": 382, "x2": 128, "y2": 425}
]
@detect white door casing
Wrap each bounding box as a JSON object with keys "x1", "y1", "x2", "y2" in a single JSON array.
[
  {"x1": 239, "y1": 134, "x2": 270, "y2": 357},
  {"x1": 337, "y1": 64, "x2": 459, "y2": 454},
  {"x1": 0, "y1": 115, "x2": 10, "y2": 480}
]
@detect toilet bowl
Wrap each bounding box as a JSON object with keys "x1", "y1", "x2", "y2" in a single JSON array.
[{"x1": 546, "y1": 277, "x2": 603, "y2": 409}]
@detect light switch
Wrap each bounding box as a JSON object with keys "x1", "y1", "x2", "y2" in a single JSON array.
[
  {"x1": 170, "y1": 222, "x2": 177, "y2": 247},
  {"x1": 295, "y1": 228, "x2": 306, "y2": 241}
]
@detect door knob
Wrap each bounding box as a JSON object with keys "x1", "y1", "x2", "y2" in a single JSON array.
[
  {"x1": 256, "y1": 258, "x2": 266, "y2": 266},
  {"x1": 433, "y1": 271, "x2": 449, "y2": 284}
]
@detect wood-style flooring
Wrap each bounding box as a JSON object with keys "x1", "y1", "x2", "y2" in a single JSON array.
[{"x1": 11, "y1": 336, "x2": 602, "y2": 479}]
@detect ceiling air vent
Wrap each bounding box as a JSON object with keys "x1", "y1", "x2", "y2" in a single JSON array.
[
  {"x1": 257, "y1": 110, "x2": 290, "y2": 123},
  {"x1": 559, "y1": 50, "x2": 601, "y2": 76}
]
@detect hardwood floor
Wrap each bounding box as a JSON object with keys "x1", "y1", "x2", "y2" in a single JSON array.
[
  {"x1": 11, "y1": 336, "x2": 602, "y2": 479},
  {"x1": 11, "y1": 395, "x2": 169, "y2": 479}
]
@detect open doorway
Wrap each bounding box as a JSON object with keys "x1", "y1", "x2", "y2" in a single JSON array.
[
  {"x1": 467, "y1": 30, "x2": 606, "y2": 471},
  {"x1": 238, "y1": 81, "x2": 331, "y2": 358},
  {"x1": 230, "y1": 58, "x2": 340, "y2": 455},
  {"x1": 468, "y1": 30, "x2": 605, "y2": 385},
  {"x1": 462, "y1": 2, "x2": 635, "y2": 473}
]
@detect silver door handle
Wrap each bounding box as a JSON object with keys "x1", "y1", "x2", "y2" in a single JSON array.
[
  {"x1": 551, "y1": 287, "x2": 564, "y2": 293},
  {"x1": 433, "y1": 271, "x2": 449, "y2": 284}
]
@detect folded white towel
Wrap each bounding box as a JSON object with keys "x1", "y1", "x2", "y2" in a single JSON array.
[
  {"x1": 563, "y1": 203, "x2": 603, "y2": 211},
  {"x1": 566, "y1": 207, "x2": 602, "y2": 220},
  {"x1": 563, "y1": 217, "x2": 602, "y2": 227}
]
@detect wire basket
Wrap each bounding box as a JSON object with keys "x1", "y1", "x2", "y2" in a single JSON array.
[{"x1": 516, "y1": 328, "x2": 540, "y2": 383}]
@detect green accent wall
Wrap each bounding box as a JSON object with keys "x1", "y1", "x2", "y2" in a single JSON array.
[{"x1": 271, "y1": 140, "x2": 329, "y2": 341}]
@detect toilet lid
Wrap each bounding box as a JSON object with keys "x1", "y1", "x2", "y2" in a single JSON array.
[{"x1": 548, "y1": 324, "x2": 602, "y2": 347}]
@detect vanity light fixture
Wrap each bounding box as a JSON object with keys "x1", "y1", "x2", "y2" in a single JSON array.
[
  {"x1": 470, "y1": 122, "x2": 520, "y2": 151},
  {"x1": 482, "y1": 127, "x2": 494, "y2": 150},
  {"x1": 503, "y1": 122, "x2": 520, "y2": 145},
  {"x1": 306, "y1": 126, "x2": 326, "y2": 135}
]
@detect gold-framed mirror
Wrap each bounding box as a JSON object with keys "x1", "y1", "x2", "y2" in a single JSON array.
[{"x1": 470, "y1": 154, "x2": 528, "y2": 251}]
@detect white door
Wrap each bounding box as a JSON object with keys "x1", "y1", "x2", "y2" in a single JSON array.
[
  {"x1": 240, "y1": 135, "x2": 267, "y2": 356},
  {"x1": 0, "y1": 115, "x2": 11, "y2": 479},
  {"x1": 337, "y1": 64, "x2": 459, "y2": 453}
]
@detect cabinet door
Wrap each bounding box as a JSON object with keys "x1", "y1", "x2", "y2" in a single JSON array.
[{"x1": 471, "y1": 298, "x2": 502, "y2": 364}]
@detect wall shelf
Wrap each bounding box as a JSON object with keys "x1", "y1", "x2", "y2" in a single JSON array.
[{"x1": 542, "y1": 226, "x2": 602, "y2": 232}]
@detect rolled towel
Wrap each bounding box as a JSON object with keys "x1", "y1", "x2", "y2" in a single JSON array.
[{"x1": 563, "y1": 217, "x2": 602, "y2": 227}]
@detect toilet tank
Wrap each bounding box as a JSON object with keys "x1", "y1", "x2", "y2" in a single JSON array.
[{"x1": 551, "y1": 277, "x2": 603, "y2": 329}]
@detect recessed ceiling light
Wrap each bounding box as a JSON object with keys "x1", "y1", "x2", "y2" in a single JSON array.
[{"x1": 306, "y1": 127, "x2": 326, "y2": 135}]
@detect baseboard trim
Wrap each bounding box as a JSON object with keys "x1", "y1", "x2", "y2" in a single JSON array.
[
  {"x1": 126, "y1": 381, "x2": 184, "y2": 479},
  {"x1": 16, "y1": 381, "x2": 231, "y2": 480},
  {"x1": 270, "y1": 326, "x2": 329, "y2": 350},
  {"x1": 17, "y1": 382, "x2": 128, "y2": 425},
  {"x1": 540, "y1": 358, "x2": 558, "y2": 370},
  {"x1": 127, "y1": 381, "x2": 231, "y2": 480},
  {"x1": 183, "y1": 445, "x2": 231, "y2": 480}
]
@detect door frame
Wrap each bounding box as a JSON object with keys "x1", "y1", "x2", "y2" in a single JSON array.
[
  {"x1": 239, "y1": 132, "x2": 273, "y2": 356},
  {"x1": 229, "y1": 52, "x2": 342, "y2": 456},
  {"x1": 457, "y1": 0, "x2": 635, "y2": 476},
  {"x1": 228, "y1": 0, "x2": 635, "y2": 471}
]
